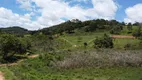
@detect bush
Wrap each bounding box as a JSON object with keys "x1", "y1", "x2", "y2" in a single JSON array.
[
  {"x1": 94, "y1": 34, "x2": 113, "y2": 48},
  {"x1": 133, "y1": 31, "x2": 142, "y2": 38},
  {"x1": 132, "y1": 26, "x2": 142, "y2": 38},
  {"x1": 31, "y1": 34, "x2": 55, "y2": 53},
  {"x1": 110, "y1": 25, "x2": 122, "y2": 34},
  {"x1": 124, "y1": 43, "x2": 132, "y2": 50},
  {"x1": 0, "y1": 34, "x2": 31, "y2": 61},
  {"x1": 124, "y1": 41, "x2": 142, "y2": 50}
]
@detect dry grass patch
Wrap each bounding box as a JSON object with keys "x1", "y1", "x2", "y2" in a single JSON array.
[{"x1": 54, "y1": 50, "x2": 142, "y2": 69}]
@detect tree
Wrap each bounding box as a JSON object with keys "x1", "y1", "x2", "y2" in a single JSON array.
[
  {"x1": 84, "y1": 42, "x2": 88, "y2": 48},
  {"x1": 110, "y1": 25, "x2": 122, "y2": 34},
  {"x1": 0, "y1": 34, "x2": 31, "y2": 60},
  {"x1": 84, "y1": 21, "x2": 98, "y2": 32},
  {"x1": 31, "y1": 33, "x2": 55, "y2": 52},
  {"x1": 133, "y1": 26, "x2": 142, "y2": 38},
  {"x1": 127, "y1": 23, "x2": 133, "y2": 31},
  {"x1": 0, "y1": 29, "x2": 2, "y2": 33},
  {"x1": 89, "y1": 21, "x2": 98, "y2": 31},
  {"x1": 133, "y1": 22, "x2": 140, "y2": 26},
  {"x1": 109, "y1": 20, "x2": 119, "y2": 26},
  {"x1": 121, "y1": 22, "x2": 126, "y2": 26}
]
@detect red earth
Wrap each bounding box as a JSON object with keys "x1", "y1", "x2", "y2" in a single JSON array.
[{"x1": 111, "y1": 35, "x2": 135, "y2": 39}]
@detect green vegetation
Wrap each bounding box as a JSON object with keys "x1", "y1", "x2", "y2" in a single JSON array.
[
  {"x1": 60, "y1": 32, "x2": 106, "y2": 46},
  {"x1": 0, "y1": 19, "x2": 142, "y2": 80},
  {"x1": 114, "y1": 38, "x2": 141, "y2": 49},
  {"x1": 1, "y1": 50, "x2": 142, "y2": 80},
  {"x1": 0, "y1": 34, "x2": 31, "y2": 63},
  {"x1": 0, "y1": 26, "x2": 29, "y2": 36},
  {"x1": 4, "y1": 66, "x2": 142, "y2": 80},
  {"x1": 94, "y1": 34, "x2": 113, "y2": 48}
]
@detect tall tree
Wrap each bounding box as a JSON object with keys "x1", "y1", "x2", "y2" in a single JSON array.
[{"x1": 127, "y1": 23, "x2": 133, "y2": 31}]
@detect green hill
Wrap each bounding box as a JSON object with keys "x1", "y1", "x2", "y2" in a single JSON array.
[
  {"x1": 39, "y1": 19, "x2": 125, "y2": 35},
  {"x1": 0, "y1": 19, "x2": 142, "y2": 80},
  {"x1": 0, "y1": 26, "x2": 29, "y2": 35}
]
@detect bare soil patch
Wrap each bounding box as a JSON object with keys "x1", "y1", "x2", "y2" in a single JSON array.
[
  {"x1": 28, "y1": 54, "x2": 39, "y2": 58},
  {"x1": 0, "y1": 72, "x2": 4, "y2": 80},
  {"x1": 111, "y1": 35, "x2": 135, "y2": 39}
]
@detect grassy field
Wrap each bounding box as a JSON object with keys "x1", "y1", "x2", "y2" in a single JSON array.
[
  {"x1": 0, "y1": 31, "x2": 142, "y2": 80},
  {"x1": 0, "y1": 67, "x2": 17, "y2": 80},
  {"x1": 1, "y1": 50, "x2": 142, "y2": 80},
  {"x1": 120, "y1": 26, "x2": 139, "y2": 35},
  {"x1": 60, "y1": 32, "x2": 108, "y2": 47},
  {"x1": 114, "y1": 38, "x2": 141, "y2": 49},
  {"x1": 3, "y1": 66, "x2": 142, "y2": 80},
  {"x1": 59, "y1": 32, "x2": 141, "y2": 49}
]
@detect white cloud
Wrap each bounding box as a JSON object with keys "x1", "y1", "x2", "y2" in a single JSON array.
[
  {"x1": 92, "y1": 0, "x2": 118, "y2": 19},
  {"x1": 16, "y1": 0, "x2": 33, "y2": 11},
  {"x1": 32, "y1": 0, "x2": 118, "y2": 20},
  {"x1": 124, "y1": 4, "x2": 142, "y2": 23},
  {"x1": 0, "y1": 0, "x2": 119, "y2": 30},
  {"x1": 70, "y1": 0, "x2": 89, "y2": 3},
  {"x1": 0, "y1": 7, "x2": 43, "y2": 30},
  {"x1": 31, "y1": 0, "x2": 119, "y2": 27}
]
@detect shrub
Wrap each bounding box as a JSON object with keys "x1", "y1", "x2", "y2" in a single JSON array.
[
  {"x1": 31, "y1": 34, "x2": 55, "y2": 53},
  {"x1": 133, "y1": 31, "x2": 142, "y2": 39},
  {"x1": 124, "y1": 41, "x2": 142, "y2": 50},
  {"x1": 124, "y1": 43, "x2": 132, "y2": 50},
  {"x1": 94, "y1": 34, "x2": 113, "y2": 48},
  {"x1": 110, "y1": 25, "x2": 122, "y2": 34},
  {"x1": 132, "y1": 26, "x2": 142, "y2": 38},
  {"x1": 84, "y1": 42, "x2": 88, "y2": 48}
]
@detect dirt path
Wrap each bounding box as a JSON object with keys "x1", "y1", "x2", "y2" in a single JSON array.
[
  {"x1": 0, "y1": 54, "x2": 39, "y2": 80},
  {"x1": 0, "y1": 54, "x2": 39, "y2": 67},
  {"x1": 28, "y1": 54, "x2": 39, "y2": 58},
  {"x1": 0, "y1": 72, "x2": 4, "y2": 80}
]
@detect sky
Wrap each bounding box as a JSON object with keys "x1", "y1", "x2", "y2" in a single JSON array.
[{"x1": 0, "y1": 0, "x2": 142, "y2": 30}]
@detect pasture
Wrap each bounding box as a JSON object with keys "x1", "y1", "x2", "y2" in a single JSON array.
[{"x1": 59, "y1": 32, "x2": 141, "y2": 50}]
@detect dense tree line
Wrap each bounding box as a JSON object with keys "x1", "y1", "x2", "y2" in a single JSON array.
[
  {"x1": 40, "y1": 19, "x2": 83, "y2": 35},
  {"x1": 0, "y1": 19, "x2": 141, "y2": 36},
  {"x1": 39, "y1": 19, "x2": 128, "y2": 35}
]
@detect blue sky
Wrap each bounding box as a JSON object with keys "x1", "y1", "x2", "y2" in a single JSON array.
[
  {"x1": 116, "y1": 0, "x2": 142, "y2": 21},
  {"x1": 0, "y1": 0, "x2": 142, "y2": 30}
]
